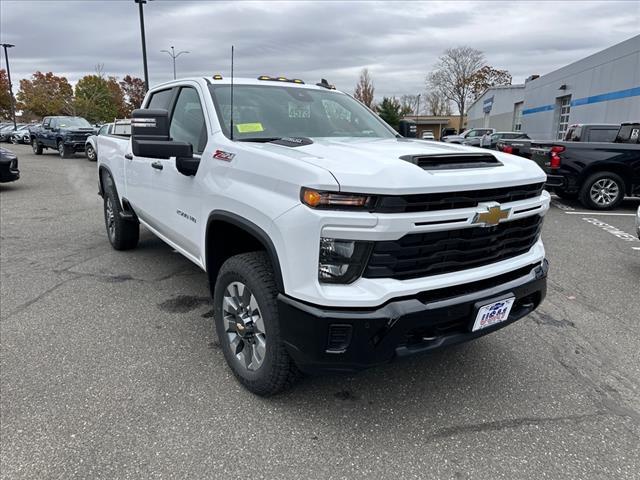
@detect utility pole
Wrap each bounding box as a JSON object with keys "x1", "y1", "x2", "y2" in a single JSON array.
[
  {"x1": 1, "y1": 43, "x2": 16, "y2": 129},
  {"x1": 161, "y1": 46, "x2": 189, "y2": 80},
  {"x1": 415, "y1": 93, "x2": 421, "y2": 118},
  {"x1": 134, "y1": 0, "x2": 150, "y2": 91}
]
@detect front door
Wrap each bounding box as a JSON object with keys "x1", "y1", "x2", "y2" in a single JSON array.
[
  {"x1": 124, "y1": 88, "x2": 176, "y2": 231},
  {"x1": 149, "y1": 85, "x2": 209, "y2": 261}
]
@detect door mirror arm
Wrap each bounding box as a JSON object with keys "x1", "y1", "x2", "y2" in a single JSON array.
[{"x1": 176, "y1": 155, "x2": 200, "y2": 176}]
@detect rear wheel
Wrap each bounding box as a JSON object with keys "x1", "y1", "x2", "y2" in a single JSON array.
[
  {"x1": 579, "y1": 172, "x2": 625, "y2": 210},
  {"x1": 32, "y1": 138, "x2": 43, "y2": 155},
  {"x1": 102, "y1": 173, "x2": 139, "y2": 250},
  {"x1": 213, "y1": 252, "x2": 300, "y2": 396}
]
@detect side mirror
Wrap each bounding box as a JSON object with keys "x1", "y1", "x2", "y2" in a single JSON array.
[{"x1": 131, "y1": 108, "x2": 193, "y2": 160}]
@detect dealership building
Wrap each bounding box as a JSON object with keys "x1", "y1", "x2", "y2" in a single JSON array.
[{"x1": 467, "y1": 34, "x2": 640, "y2": 140}]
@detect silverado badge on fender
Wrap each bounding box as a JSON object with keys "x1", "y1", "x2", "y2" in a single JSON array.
[{"x1": 473, "y1": 202, "x2": 510, "y2": 227}]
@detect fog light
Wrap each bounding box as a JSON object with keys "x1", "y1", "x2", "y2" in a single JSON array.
[{"x1": 318, "y1": 238, "x2": 372, "y2": 284}]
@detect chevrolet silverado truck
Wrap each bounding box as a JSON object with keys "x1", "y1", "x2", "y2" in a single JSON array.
[
  {"x1": 31, "y1": 116, "x2": 95, "y2": 158},
  {"x1": 497, "y1": 124, "x2": 621, "y2": 159},
  {"x1": 530, "y1": 122, "x2": 640, "y2": 209},
  {"x1": 97, "y1": 75, "x2": 550, "y2": 395}
]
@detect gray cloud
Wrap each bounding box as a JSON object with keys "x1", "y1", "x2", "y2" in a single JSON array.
[{"x1": 1, "y1": 0, "x2": 638, "y2": 100}]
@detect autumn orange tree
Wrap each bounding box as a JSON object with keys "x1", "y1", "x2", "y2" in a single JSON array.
[
  {"x1": 0, "y1": 69, "x2": 12, "y2": 120},
  {"x1": 17, "y1": 71, "x2": 74, "y2": 117},
  {"x1": 119, "y1": 75, "x2": 146, "y2": 115}
]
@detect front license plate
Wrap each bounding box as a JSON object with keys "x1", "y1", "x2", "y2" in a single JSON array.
[{"x1": 472, "y1": 297, "x2": 515, "y2": 332}]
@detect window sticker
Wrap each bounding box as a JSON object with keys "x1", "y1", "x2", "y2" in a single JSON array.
[
  {"x1": 288, "y1": 102, "x2": 311, "y2": 119},
  {"x1": 236, "y1": 123, "x2": 264, "y2": 133}
]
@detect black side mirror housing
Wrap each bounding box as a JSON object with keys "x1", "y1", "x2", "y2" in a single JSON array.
[{"x1": 131, "y1": 108, "x2": 193, "y2": 160}]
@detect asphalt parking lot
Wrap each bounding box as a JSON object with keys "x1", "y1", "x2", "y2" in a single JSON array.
[{"x1": 1, "y1": 143, "x2": 639, "y2": 479}]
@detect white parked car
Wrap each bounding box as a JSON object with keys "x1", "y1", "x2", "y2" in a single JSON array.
[
  {"x1": 97, "y1": 75, "x2": 549, "y2": 395},
  {"x1": 421, "y1": 130, "x2": 435, "y2": 140},
  {"x1": 636, "y1": 205, "x2": 640, "y2": 239}
]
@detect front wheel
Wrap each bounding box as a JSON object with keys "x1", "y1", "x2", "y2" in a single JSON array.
[
  {"x1": 213, "y1": 252, "x2": 300, "y2": 396},
  {"x1": 32, "y1": 138, "x2": 43, "y2": 155},
  {"x1": 579, "y1": 172, "x2": 625, "y2": 210},
  {"x1": 57, "y1": 140, "x2": 71, "y2": 158},
  {"x1": 86, "y1": 145, "x2": 96, "y2": 161}
]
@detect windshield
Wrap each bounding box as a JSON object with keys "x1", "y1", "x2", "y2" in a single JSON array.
[
  {"x1": 57, "y1": 117, "x2": 92, "y2": 128},
  {"x1": 209, "y1": 85, "x2": 396, "y2": 140}
]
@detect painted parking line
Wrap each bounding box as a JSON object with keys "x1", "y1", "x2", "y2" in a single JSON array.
[
  {"x1": 582, "y1": 217, "x2": 640, "y2": 246},
  {"x1": 565, "y1": 211, "x2": 636, "y2": 217}
]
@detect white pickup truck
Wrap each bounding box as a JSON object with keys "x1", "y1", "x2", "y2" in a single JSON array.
[{"x1": 98, "y1": 75, "x2": 550, "y2": 395}]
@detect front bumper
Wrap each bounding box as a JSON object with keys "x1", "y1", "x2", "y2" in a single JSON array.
[
  {"x1": 279, "y1": 260, "x2": 548, "y2": 373},
  {"x1": 0, "y1": 162, "x2": 20, "y2": 183},
  {"x1": 64, "y1": 141, "x2": 86, "y2": 152}
]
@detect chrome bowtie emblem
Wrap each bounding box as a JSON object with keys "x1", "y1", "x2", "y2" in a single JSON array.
[{"x1": 473, "y1": 202, "x2": 510, "y2": 227}]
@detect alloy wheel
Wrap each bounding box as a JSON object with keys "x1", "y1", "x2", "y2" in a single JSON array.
[
  {"x1": 589, "y1": 178, "x2": 620, "y2": 207},
  {"x1": 105, "y1": 197, "x2": 116, "y2": 240},
  {"x1": 222, "y1": 281, "x2": 266, "y2": 372}
]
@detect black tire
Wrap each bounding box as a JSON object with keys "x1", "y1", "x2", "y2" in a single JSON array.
[
  {"x1": 32, "y1": 138, "x2": 43, "y2": 155},
  {"x1": 86, "y1": 145, "x2": 97, "y2": 162},
  {"x1": 213, "y1": 252, "x2": 300, "y2": 396},
  {"x1": 102, "y1": 172, "x2": 139, "y2": 250},
  {"x1": 57, "y1": 140, "x2": 71, "y2": 158},
  {"x1": 579, "y1": 171, "x2": 625, "y2": 210},
  {"x1": 554, "y1": 188, "x2": 578, "y2": 200}
]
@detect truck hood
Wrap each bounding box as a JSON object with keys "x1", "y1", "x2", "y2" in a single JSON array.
[{"x1": 248, "y1": 137, "x2": 547, "y2": 195}]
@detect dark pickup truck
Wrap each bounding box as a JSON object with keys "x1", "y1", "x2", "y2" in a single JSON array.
[
  {"x1": 31, "y1": 116, "x2": 96, "y2": 158},
  {"x1": 530, "y1": 122, "x2": 640, "y2": 209},
  {"x1": 496, "y1": 123, "x2": 621, "y2": 159}
]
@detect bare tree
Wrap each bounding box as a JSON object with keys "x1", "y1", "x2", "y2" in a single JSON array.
[
  {"x1": 427, "y1": 46, "x2": 485, "y2": 131},
  {"x1": 400, "y1": 94, "x2": 421, "y2": 116},
  {"x1": 424, "y1": 89, "x2": 452, "y2": 116},
  {"x1": 354, "y1": 68, "x2": 375, "y2": 109}
]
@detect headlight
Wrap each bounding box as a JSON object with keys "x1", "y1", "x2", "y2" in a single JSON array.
[
  {"x1": 318, "y1": 238, "x2": 372, "y2": 284},
  {"x1": 301, "y1": 187, "x2": 375, "y2": 211}
]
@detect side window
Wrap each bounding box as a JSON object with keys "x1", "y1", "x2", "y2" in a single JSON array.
[
  {"x1": 43, "y1": 118, "x2": 51, "y2": 128},
  {"x1": 169, "y1": 87, "x2": 207, "y2": 154},
  {"x1": 587, "y1": 128, "x2": 617, "y2": 143},
  {"x1": 99, "y1": 125, "x2": 109, "y2": 135},
  {"x1": 146, "y1": 89, "x2": 173, "y2": 110},
  {"x1": 50, "y1": 119, "x2": 58, "y2": 129}
]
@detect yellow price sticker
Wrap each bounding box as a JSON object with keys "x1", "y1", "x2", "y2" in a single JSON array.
[{"x1": 236, "y1": 123, "x2": 264, "y2": 133}]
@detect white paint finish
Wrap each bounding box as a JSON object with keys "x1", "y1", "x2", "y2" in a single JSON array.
[{"x1": 98, "y1": 77, "x2": 550, "y2": 308}]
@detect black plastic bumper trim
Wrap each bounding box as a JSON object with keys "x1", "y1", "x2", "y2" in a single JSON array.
[{"x1": 278, "y1": 260, "x2": 548, "y2": 374}]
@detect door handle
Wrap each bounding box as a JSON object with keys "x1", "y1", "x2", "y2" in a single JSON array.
[
  {"x1": 151, "y1": 161, "x2": 163, "y2": 170},
  {"x1": 124, "y1": 153, "x2": 133, "y2": 160}
]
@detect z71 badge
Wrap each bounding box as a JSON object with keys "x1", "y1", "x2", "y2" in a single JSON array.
[{"x1": 213, "y1": 150, "x2": 236, "y2": 161}]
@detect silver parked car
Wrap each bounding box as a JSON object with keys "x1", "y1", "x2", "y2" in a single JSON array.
[{"x1": 636, "y1": 205, "x2": 640, "y2": 239}]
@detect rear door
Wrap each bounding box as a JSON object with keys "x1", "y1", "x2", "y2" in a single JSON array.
[{"x1": 125, "y1": 88, "x2": 176, "y2": 228}]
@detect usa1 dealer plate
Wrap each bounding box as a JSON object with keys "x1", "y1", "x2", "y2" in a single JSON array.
[{"x1": 472, "y1": 297, "x2": 515, "y2": 332}]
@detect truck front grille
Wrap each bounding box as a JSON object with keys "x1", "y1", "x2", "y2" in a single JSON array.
[
  {"x1": 363, "y1": 215, "x2": 543, "y2": 280},
  {"x1": 373, "y1": 183, "x2": 544, "y2": 213}
]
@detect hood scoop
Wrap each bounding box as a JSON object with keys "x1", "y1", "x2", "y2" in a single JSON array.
[{"x1": 400, "y1": 153, "x2": 503, "y2": 170}]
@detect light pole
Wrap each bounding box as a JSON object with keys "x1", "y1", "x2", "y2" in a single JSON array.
[
  {"x1": 161, "y1": 46, "x2": 189, "y2": 80},
  {"x1": 134, "y1": 0, "x2": 150, "y2": 91},
  {"x1": 1, "y1": 43, "x2": 16, "y2": 129},
  {"x1": 415, "y1": 94, "x2": 421, "y2": 118}
]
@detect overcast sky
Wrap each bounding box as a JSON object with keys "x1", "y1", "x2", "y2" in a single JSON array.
[{"x1": 1, "y1": 0, "x2": 638, "y2": 100}]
